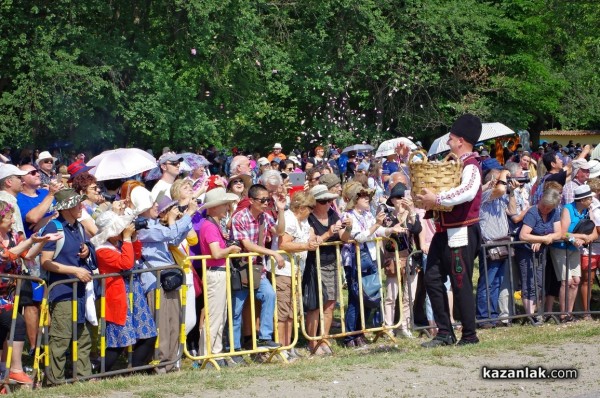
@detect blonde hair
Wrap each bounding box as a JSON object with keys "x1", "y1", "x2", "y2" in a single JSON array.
[
  {"x1": 588, "y1": 179, "x2": 600, "y2": 196},
  {"x1": 290, "y1": 191, "x2": 316, "y2": 212},
  {"x1": 170, "y1": 179, "x2": 192, "y2": 201}
]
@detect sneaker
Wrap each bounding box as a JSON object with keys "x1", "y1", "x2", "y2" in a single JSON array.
[
  {"x1": 456, "y1": 336, "x2": 480, "y2": 346},
  {"x1": 528, "y1": 316, "x2": 543, "y2": 327},
  {"x1": 288, "y1": 348, "x2": 303, "y2": 359},
  {"x1": 228, "y1": 355, "x2": 246, "y2": 366},
  {"x1": 257, "y1": 339, "x2": 281, "y2": 349},
  {"x1": 204, "y1": 359, "x2": 227, "y2": 369},
  {"x1": 421, "y1": 334, "x2": 456, "y2": 348},
  {"x1": 560, "y1": 315, "x2": 575, "y2": 324},
  {"x1": 9, "y1": 371, "x2": 33, "y2": 384},
  {"x1": 397, "y1": 328, "x2": 415, "y2": 339}
]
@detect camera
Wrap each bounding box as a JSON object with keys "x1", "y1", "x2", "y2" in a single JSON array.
[
  {"x1": 101, "y1": 192, "x2": 116, "y2": 202},
  {"x1": 177, "y1": 205, "x2": 188, "y2": 213},
  {"x1": 507, "y1": 176, "x2": 530, "y2": 184},
  {"x1": 134, "y1": 217, "x2": 149, "y2": 231}
]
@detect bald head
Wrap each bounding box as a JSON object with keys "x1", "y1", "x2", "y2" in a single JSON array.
[
  {"x1": 388, "y1": 172, "x2": 407, "y2": 190},
  {"x1": 230, "y1": 155, "x2": 251, "y2": 176}
]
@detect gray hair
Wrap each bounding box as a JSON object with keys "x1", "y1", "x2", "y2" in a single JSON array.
[
  {"x1": 504, "y1": 161, "x2": 520, "y2": 177},
  {"x1": 229, "y1": 155, "x2": 248, "y2": 176},
  {"x1": 259, "y1": 169, "x2": 283, "y2": 186},
  {"x1": 539, "y1": 188, "x2": 561, "y2": 207}
]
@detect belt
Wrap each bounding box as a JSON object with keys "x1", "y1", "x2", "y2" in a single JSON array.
[{"x1": 207, "y1": 266, "x2": 227, "y2": 272}]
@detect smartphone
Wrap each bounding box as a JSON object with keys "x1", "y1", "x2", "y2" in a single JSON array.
[{"x1": 288, "y1": 172, "x2": 306, "y2": 187}]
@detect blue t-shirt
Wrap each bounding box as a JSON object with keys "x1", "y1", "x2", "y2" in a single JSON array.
[
  {"x1": 42, "y1": 217, "x2": 87, "y2": 322},
  {"x1": 523, "y1": 206, "x2": 560, "y2": 236},
  {"x1": 17, "y1": 189, "x2": 55, "y2": 238}
]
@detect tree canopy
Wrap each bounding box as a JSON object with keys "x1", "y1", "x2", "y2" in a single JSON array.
[{"x1": 1, "y1": 0, "x2": 598, "y2": 153}]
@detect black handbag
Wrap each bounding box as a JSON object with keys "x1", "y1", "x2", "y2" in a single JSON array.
[
  {"x1": 573, "y1": 219, "x2": 596, "y2": 235},
  {"x1": 302, "y1": 263, "x2": 328, "y2": 311},
  {"x1": 160, "y1": 267, "x2": 184, "y2": 292}
]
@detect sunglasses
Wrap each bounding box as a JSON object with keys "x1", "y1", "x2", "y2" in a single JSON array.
[
  {"x1": 231, "y1": 179, "x2": 244, "y2": 185},
  {"x1": 317, "y1": 199, "x2": 333, "y2": 204},
  {"x1": 358, "y1": 192, "x2": 371, "y2": 198},
  {"x1": 166, "y1": 161, "x2": 180, "y2": 166},
  {"x1": 25, "y1": 170, "x2": 39, "y2": 176},
  {"x1": 252, "y1": 197, "x2": 270, "y2": 204},
  {"x1": 285, "y1": 167, "x2": 294, "y2": 171},
  {"x1": 310, "y1": 176, "x2": 321, "y2": 181},
  {"x1": 41, "y1": 159, "x2": 54, "y2": 164},
  {"x1": 306, "y1": 205, "x2": 315, "y2": 210}
]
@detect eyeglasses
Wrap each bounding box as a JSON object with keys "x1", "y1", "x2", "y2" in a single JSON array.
[
  {"x1": 252, "y1": 197, "x2": 270, "y2": 204},
  {"x1": 88, "y1": 185, "x2": 100, "y2": 191},
  {"x1": 231, "y1": 179, "x2": 244, "y2": 185},
  {"x1": 310, "y1": 175, "x2": 321, "y2": 181},
  {"x1": 24, "y1": 170, "x2": 38, "y2": 176},
  {"x1": 166, "y1": 161, "x2": 180, "y2": 167},
  {"x1": 41, "y1": 159, "x2": 54, "y2": 164},
  {"x1": 317, "y1": 199, "x2": 333, "y2": 204}
]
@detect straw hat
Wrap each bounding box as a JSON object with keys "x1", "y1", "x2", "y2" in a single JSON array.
[
  {"x1": 199, "y1": 188, "x2": 239, "y2": 211},
  {"x1": 90, "y1": 210, "x2": 135, "y2": 247},
  {"x1": 345, "y1": 183, "x2": 374, "y2": 210}
]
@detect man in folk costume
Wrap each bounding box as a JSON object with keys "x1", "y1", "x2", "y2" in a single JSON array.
[{"x1": 416, "y1": 114, "x2": 483, "y2": 347}]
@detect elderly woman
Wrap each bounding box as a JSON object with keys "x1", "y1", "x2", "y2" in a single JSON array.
[
  {"x1": 72, "y1": 172, "x2": 108, "y2": 235},
  {"x1": 0, "y1": 200, "x2": 55, "y2": 384},
  {"x1": 278, "y1": 191, "x2": 319, "y2": 360},
  {"x1": 303, "y1": 185, "x2": 352, "y2": 355},
  {"x1": 342, "y1": 182, "x2": 401, "y2": 348},
  {"x1": 582, "y1": 179, "x2": 600, "y2": 319},
  {"x1": 382, "y1": 183, "x2": 421, "y2": 337},
  {"x1": 226, "y1": 174, "x2": 252, "y2": 201},
  {"x1": 517, "y1": 188, "x2": 562, "y2": 325},
  {"x1": 91, "y1": 211, "x2": 157, "y2": 371},
  {"x1": 197, "y1": 188, "x2": 241, "y2": 367},
  {"x1": 549, "y1": 185, "x2": 597, "y2": 322}
]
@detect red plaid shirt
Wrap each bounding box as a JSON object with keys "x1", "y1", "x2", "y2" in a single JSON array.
[{"x1": 231, "y1": 208, "x2": 276, "y2": 246}]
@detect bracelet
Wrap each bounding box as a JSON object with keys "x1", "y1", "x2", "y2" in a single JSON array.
[{"x1": 123, "y1": 239, "x2": 132, "y2": 242}]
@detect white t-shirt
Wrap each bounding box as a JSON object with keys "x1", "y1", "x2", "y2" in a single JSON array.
[
  {"x1": 151, "y1": 180, "x2": 173, "y2": 201},
  {"x1": 271, "y1": 209, "x2": 310, "y2": 277}
]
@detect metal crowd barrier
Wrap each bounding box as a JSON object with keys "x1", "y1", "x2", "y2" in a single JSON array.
[
  {"x1": 297, "y1": 237, "x2": 404, "y2": 353},
  {"x1": 408, "y1": 238, "x2": 600, "y2": 334},
  {"x1": 184, "y1": 250, "x2": 297, "y2": 370},
  {"x1": 42, "y1": 265, "x2": 184, "y2": 385},
  {"x1": 0, "y1": 274, "x2": 46, "y2": 392}
]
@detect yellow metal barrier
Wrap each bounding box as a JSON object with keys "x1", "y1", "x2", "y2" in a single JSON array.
[
  {"x1": 0, "y1": 274, "x2": 46, "y2": 392},
  {"x1": 42, "y1": 265, "x2": 184, "y2": 385},
  {"x1": 185, "y1": 250, "x2": 298, "y2": 369},
  {"x1": 298, "y1": 237, "x2": 405, "y2": 353}
]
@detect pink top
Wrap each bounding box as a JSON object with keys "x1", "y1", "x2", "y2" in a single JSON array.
[{"x1": 199, "y1": 221, "x2": 226, "y2": 267}]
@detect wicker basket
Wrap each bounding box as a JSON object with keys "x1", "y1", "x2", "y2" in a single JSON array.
[{"x1": 408, "y1": 150, "x2": 463, "y2": 212}]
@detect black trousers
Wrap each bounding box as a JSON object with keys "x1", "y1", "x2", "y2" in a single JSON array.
[{"x1": 424, "y1": 224, "x2": 482, "y2": 340}]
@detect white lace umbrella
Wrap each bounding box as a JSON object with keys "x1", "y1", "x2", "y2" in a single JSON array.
[
  {"x1": 374, "y1": 137, "x2": 417, "y2": 158},
  {"x1": 88, "y1": 148, "x2": 158, "y2": 181},
  {"x1": 427, "y1": 122, "x2": 515, "y2": 156}
]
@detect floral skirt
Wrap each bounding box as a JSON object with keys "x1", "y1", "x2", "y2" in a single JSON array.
[{"x1": 105, "y1": 277, "x2": 157, "y2": 348}]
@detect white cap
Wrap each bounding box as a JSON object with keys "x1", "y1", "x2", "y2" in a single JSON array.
[
  {"x1": 257, "y1": 157, "x2": 270, "y2": 166},
  {"x1": 0, "y1": 164, "x2": 27, "y2": 180},
  {"x1": 273, "y1": 143, "x2": 283, "y2": 149}
]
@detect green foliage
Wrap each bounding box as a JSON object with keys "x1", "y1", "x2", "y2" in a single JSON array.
[{"x1": 0, "y1": 0, "x2": 598, "y2": 154}]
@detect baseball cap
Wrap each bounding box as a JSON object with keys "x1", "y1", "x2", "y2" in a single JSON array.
[
  {"x1": 158, "y1": 153, "x2": 184, "y2": 165},
  {"x1": 0, "y1": 164, "x2": 27, "y2": 180}
]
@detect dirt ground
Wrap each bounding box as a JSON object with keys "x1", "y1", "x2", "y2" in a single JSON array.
[{"x1": 104, "y1": 334, "x2": 599, "y2": 398}]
